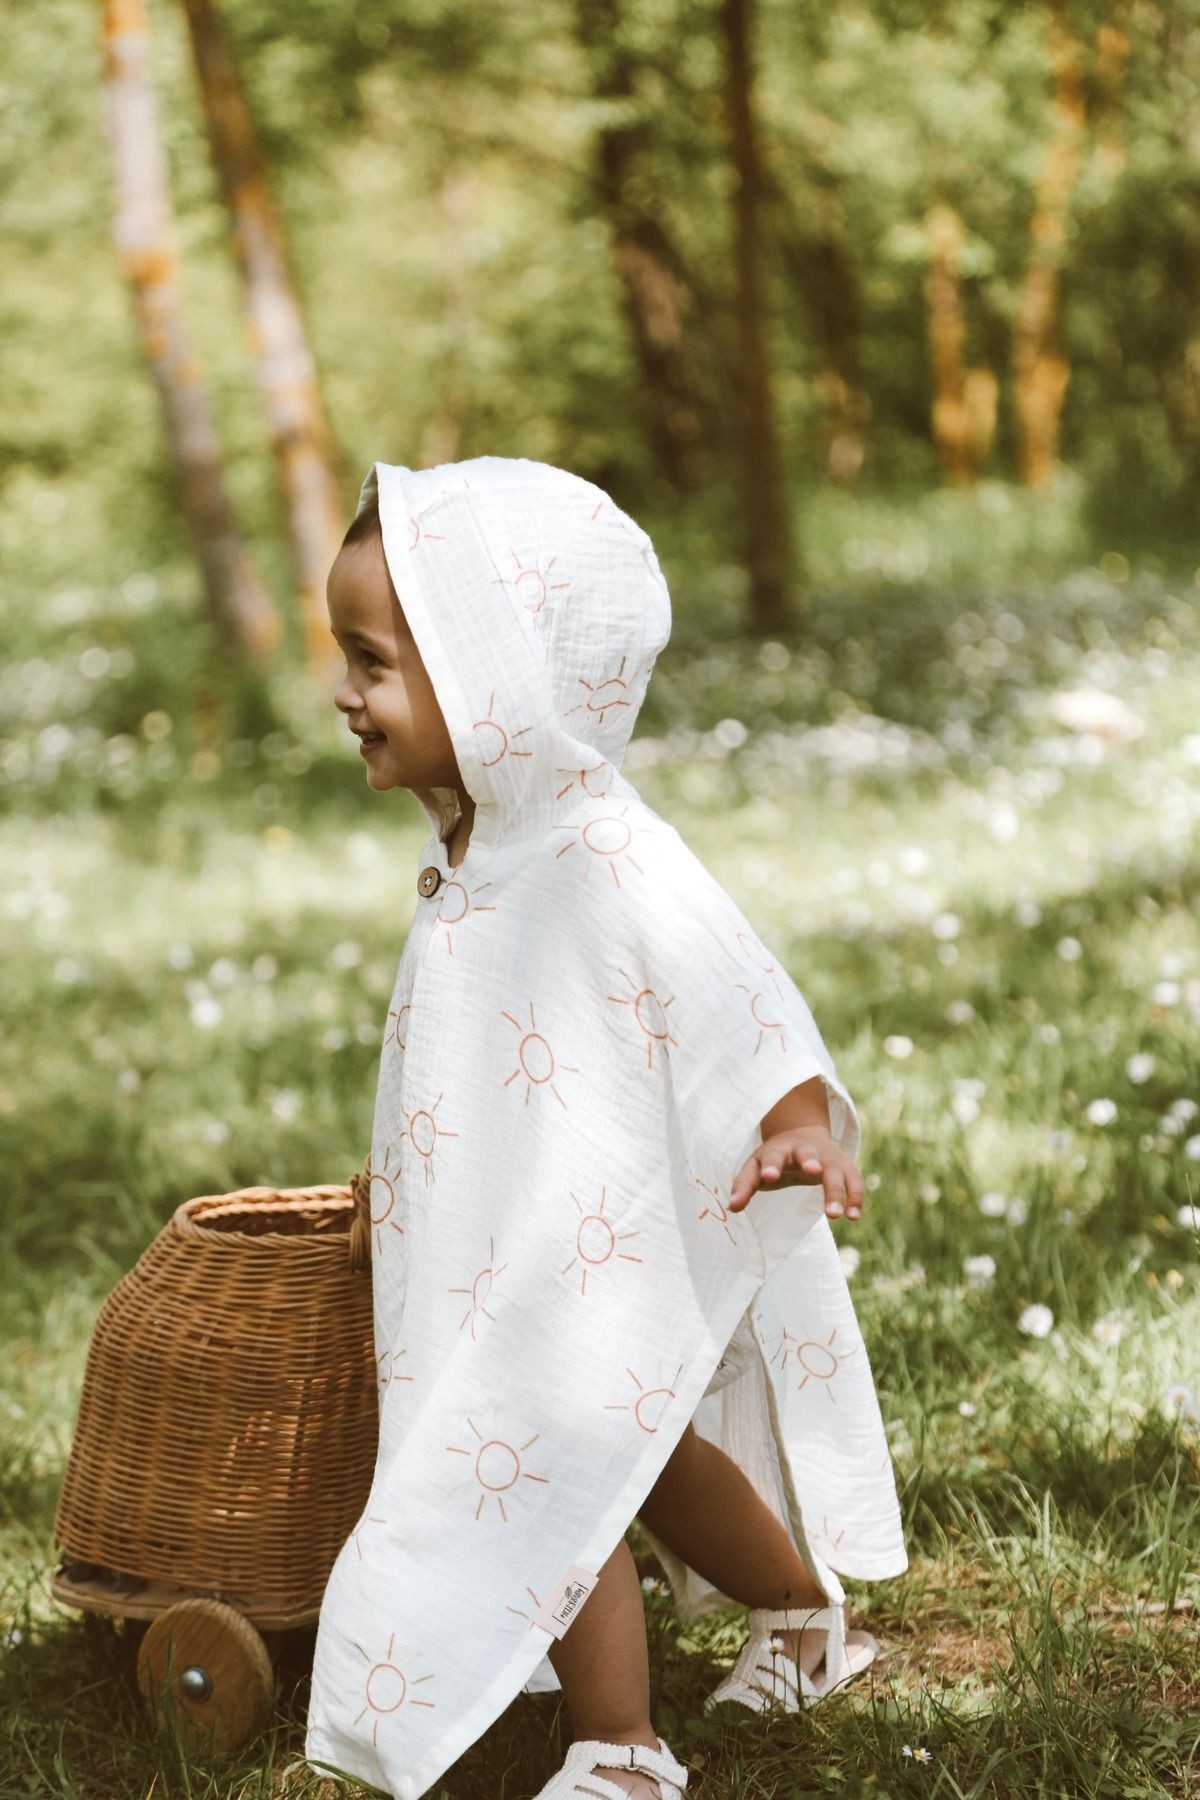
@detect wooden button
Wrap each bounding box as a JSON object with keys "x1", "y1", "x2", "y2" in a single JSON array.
[{"x1": 417, "y1": 866, "x2": 443, "y2": 898}]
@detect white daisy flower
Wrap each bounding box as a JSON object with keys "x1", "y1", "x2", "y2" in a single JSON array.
[
  {"x1": 1018, "y1": 1303, "x2": 1054, "y2": 1338},
  {"x1": 963, "y1": 1254, "x2": 997, "y2": 1286},
  {"x1": 1162, "y1": 1384, "x2": 1200, "y2": 1426},
  {"x1": 1091, "y1": 1312, "x2": 1124, "y2": 1346}
]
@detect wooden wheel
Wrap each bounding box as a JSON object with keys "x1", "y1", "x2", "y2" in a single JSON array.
[{"x1": 136, "y1": 1598, "x2": 274, "y2": 1753}]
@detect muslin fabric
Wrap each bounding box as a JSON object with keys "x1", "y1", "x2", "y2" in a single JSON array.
[{"x1": 305, "y1": 456, "x2": 907, "y2": 1799}]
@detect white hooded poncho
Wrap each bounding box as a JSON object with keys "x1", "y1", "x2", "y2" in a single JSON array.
[{"x1": 306, "y1": 456, "x2": 907, "y2": 1798}]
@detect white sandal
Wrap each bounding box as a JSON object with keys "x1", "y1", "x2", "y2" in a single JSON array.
[
  {"x1": 704, "y1": 1601, "x2": 878, "y2": 1714},
  {"x1": 533, "y1": 1734, "x2": 689, "y2": 1798}
]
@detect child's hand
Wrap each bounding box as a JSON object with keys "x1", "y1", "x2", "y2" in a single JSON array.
[{"x1": 728, "y1": 1126, "x2": 864, "y2": 1223}]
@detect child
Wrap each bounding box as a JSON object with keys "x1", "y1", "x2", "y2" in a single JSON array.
[{"x1": 304, "y1": 456, "x2": 907, "y2": 1800}]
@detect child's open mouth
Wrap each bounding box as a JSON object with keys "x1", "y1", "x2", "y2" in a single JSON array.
[{"x1": 359, "y1": 732, "x2": 386, "y2": 755}]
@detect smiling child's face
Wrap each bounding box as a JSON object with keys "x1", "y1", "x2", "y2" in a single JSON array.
[{"x1": 329, "y1": 531, "x2": 461, "y2": 795}]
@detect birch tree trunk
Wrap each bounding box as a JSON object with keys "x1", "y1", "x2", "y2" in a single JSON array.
[
  {"x1": 720, "y1": 0, "x2": 795, "y2": 633},
  {"x1": 179, "y1": 0, "x2": 345, "y2": 680},
  {"x1": 99, "y1": 0, "x2": 279, "y2": 664},
  {"x1": 1012, "y1": 0, "x2": 1087, "y2": 487}
]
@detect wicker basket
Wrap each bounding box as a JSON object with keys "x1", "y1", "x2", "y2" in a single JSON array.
[{"x1": 54, "y1": 1157, "x2": 377, "y2": 1628}]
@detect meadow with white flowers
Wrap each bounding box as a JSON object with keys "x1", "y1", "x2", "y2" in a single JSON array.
[{"x1": 1, "y1": 486, "x2": 1198, "y2": 1796}]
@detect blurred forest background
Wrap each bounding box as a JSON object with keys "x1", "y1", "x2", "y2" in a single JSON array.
[
  {"x1": 3, "y1": 1, "x2": 1199, "y2": 1796},
  {"x1": 7, "y1": 0, "x2": 1200, "y2": 721}
]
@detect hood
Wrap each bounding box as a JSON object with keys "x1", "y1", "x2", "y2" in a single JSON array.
[{"x1": 356, "y1": 455, "x2": 672, "y2": 850}]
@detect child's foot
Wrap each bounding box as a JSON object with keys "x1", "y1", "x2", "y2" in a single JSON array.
[{"x1": 704, "y1": 1598, "x2": 878, "y2": 1714}]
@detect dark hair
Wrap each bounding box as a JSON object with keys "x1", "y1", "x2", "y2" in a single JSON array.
[{"x1": 341, "y1": 492, "x2": 382, "y2": 550}]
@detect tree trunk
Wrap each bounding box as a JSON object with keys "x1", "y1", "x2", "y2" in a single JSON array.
[
  {"x1": 770, "y1": 171, "x2": 869, "y2": 485},
  {"x1": 99, "y1": 0, "x2": 279, "y2": 664},
  {"x1": 1012, "y1": 0, "x2": 1087, "y2": 488},
  {"x1": 720, "y1": 0, "x2": 795, "y2": 633},
  {"x1": 179, "y1": 0, "x2": 345, "y2": 680},
  {"x1": 924, "y1": 202, "x2": 998, "y2": 484},
  {"x1": 574, "y1": 0, "x2": 710, "y2": 496}
]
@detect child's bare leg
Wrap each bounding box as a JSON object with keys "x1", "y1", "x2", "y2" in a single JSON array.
[
  {"x1": 545, "y1": 1538, "x2": 663, "y2": 1799},
  {"x1": 638, "y1": 1424, "x2": 839, "y2": 1673}
]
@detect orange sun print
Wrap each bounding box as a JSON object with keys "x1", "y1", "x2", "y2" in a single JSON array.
[
  {"x1": 607, "y1": 969, "x2": 677, "y2": 1069},
  {"x1": 555, "y1": 759, "x2": 616, "y2": 802},
  {"x1": 491, "y1": 547, "x2": 571, "y2": 624},
  {"x1": 434, "y1": 876, "x2": 497, "y2": 956},
  {"x1": 807, "y1": 1516, "x2": 847, "y2": 1562},
  {"x1": 551, "y1": 806, "x2": 654, "y2": 889},
  {"x1": 561, "y1": 1186, "x2": 643, "y2": 1296},
  {"x1": 370, "y1": 1145, "x2": 404, "y2": 1255},
  {"x1": 735, "y1": 981, "x2": 789, "y2": 1054},
  {"x1": 605, "y1": 1362, "x2": 685, "y2": 1434},
  {"x1": 444, "y1": 1418, "x2": 550, "y2": 1522},
  {"x1": 769, "y1": 1324, "x2": 857, "y2": 1404},
  {"x1": 399, "y1": 1092, "x2": 459, "y2": 1188},
  {"x1": 501, "y1": 1001, "x2": 580, "y2": 1109},
  {"x1": 409, "y1": 516, "x2": 446, "y2": 549},
  {"x1": 386, "y1": 1000, "x2": 410, "y2": 1050},
  {"x1": 473, "y1": 691, "x2": 535, "y2": 768},
  {"x1": 376, "y1": 1346, "x2": 414, "y2": 1397},
  {"x1": 448, "y1": 1236, "x2": 508, "y2": 1339},
  {"x1": 505, "y1": 1584, "x2": 545, "y2": 1631},
  {"x1": 564, "y1": 655, "x2": 634, "y2": 729},
  {"x1": 350, "y1": 1504, "x2": 388, "y2": 1560},
  {"x1": 693, "y1": 1172, "x2": 739, "y2": 1246},
  {"x1": 352, "y1": 1635, "x2": 436, "y2": 1747}
]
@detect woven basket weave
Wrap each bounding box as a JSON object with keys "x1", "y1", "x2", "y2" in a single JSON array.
[{"x1": 54, "y1": 1156, "x2": 377, "y2": 1626}]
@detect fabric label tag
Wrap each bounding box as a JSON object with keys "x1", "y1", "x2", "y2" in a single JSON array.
[{"x1": 533, "y1": 1564, "x2": 599, "y2": 1639}]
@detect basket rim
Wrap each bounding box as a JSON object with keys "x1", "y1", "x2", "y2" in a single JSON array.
[{"x1": 172, "y1": 1183, "x2": 356, "y2": 1243}]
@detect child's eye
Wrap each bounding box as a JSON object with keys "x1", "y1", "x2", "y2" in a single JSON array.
[{"x1": 362, "y1": 651, "x2": 384, "y2": 669}]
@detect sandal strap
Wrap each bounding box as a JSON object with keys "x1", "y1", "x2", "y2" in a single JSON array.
[
  {"x1": 560, "y1": 1735, "x2": 688, "y2": 1796},
  {"x1": 749, "y1": 1602, "x2": 851, "y2": 1699}
]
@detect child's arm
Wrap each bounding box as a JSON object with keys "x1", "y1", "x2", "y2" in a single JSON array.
[{"x1": 728, "y1": 1075, "x2": 864, "y2": 1223}]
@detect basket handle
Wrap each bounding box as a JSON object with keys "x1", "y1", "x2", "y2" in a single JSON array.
[{"x1": 347, "y1": 1149, "x2": 372, "y2": 1272}]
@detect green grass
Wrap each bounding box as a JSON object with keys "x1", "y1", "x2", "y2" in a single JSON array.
[{"x1": 1, "y1": 522, "x2": 1198, "y2": 1797}]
